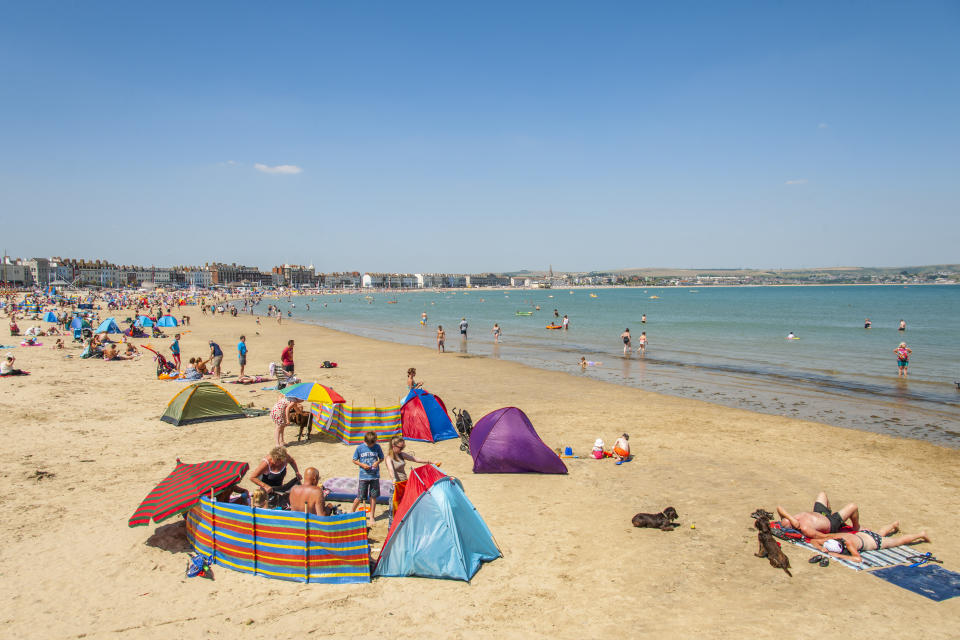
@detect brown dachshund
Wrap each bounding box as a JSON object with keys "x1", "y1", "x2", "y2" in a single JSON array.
[
  {"x1": 754, "y1": 513, "x2": 792, "y2": 577},
  {"x1": 632, "y1": 507, "x2": 680, "y2": 530}
]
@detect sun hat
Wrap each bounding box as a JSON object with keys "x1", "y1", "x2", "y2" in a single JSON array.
[
  {"x1": 594, "y1": 438, "x2": 604, "y2": 448},
  {"x1": 823, "y1": 539, "x2": 843, "y2": 554}
]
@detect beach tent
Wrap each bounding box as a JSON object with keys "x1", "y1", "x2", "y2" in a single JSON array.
[
  {"x1": 95, "y1": 317, "x2": 123, "y2": 334},
  {"x1": 134, "y1": 315, "x2": 155, "y2": 327},
  {"x1": 161, "y1": 382, "x2": 246, "y2": 426},
  {"x1": 42, "y1": 311, "x2": 58, "y2": 322},
  {"x1": 69, "y1": 317, "x2": 91, "y2": 330},
  {"x1": 374, "y1": 465, "x2": 500, "y2": 581},
  {"x1": 469, "y1": 407, "x2": 567, "y2": 474},
  {"x1": 400, "y1": 388, "x2": 458, "y2": 443},
  {"x1": 156, "y1": 315, "x2": 178, "y2": 327}
]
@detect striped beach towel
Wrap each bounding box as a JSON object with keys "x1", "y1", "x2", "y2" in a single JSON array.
[
  {"x1": 185, "y1": 497, "x2": 370, "y2": 584},
  {"x1": 784, "y1": 537, "x2": 926, "y2": 571},
  {"x1": 310, "y1": 403, "x2": 401, "y2": 444}
]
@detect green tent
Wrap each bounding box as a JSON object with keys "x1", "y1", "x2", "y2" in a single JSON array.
[{"x1": 161, "y1": 382, "x2": 247, "y2": 426}]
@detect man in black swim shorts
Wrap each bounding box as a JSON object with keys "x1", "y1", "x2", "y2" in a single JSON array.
[{"x1": 777, "y1": 491, "x2": 860, "y2": 538}]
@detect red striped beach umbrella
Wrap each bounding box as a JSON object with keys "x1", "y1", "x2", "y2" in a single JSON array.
[{"x1": 128, "y1": 458, "x2": 249, "y2": 527}]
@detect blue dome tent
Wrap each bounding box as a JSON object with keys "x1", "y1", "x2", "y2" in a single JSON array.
[
  {"x1": 156, "y1": 315, "x2": 178, "y2": 327},
  {"x1": 95, "y1": 318, "x2": 123, "y2": 334}
]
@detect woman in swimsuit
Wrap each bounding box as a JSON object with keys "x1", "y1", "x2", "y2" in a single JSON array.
[
  {"x1": 620, "y1": 329, "x2": 631, "y2": 355},
  {"x1": 384, "y1": 436, "x2": 440, "y2": 518},
  {"x1": 249, "y1": 446, "x2": 302, "y2": 497},
  {"x1": 894, "y1": 342, "x2": 912, "y2": 378},
  {"x1": 407, "y1": 367, "x2": 422, "y2": 389},
  {"x1": 810, "y1": 523, "x2": 928, "y2": 563}
]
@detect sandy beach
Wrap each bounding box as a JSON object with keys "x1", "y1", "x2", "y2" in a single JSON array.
[{"x1": 1, "y1": 309, "x2": 957, "y2": 639}]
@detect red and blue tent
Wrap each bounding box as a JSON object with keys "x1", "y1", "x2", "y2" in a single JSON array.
[
  {"x1": 400, "y1": 388, "x2": 457, "y2": 443},
  {"x1": 374, "y1": 465, "x2": 500, "y2": 581}
]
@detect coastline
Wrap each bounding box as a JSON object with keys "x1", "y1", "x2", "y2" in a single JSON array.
[{"x1": 2, "y1": 310, "x2": 958, "y2": 638}]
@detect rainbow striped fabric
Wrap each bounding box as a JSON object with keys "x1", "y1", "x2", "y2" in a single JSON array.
[
  {"x1": 185, "y1": 497, "x2": 371, "y2": 584},
  {"x1": 310, "y1": 403, "x2": 401, "y2": 444}
]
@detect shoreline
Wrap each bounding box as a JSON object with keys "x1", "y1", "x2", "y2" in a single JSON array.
[{"x1": 2, "y1": 309, "x2": 957, "y2": 637}]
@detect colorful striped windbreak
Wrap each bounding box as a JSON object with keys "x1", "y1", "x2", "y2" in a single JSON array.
[
  {"x1": 310, "y1": 403, "x2": 402, "y2": 445},
  {"x1": 185, "y1": 497, "x2": 371, "y2": 584}
]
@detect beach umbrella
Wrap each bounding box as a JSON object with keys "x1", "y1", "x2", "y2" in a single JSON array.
[
  {"x1": 128, "y1": 459, "x2": 249, "y2": 527},
  {"x1": 282, "y1": 382, "x2": 346, "y2": 404}
]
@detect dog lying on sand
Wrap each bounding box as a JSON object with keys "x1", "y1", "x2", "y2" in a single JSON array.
[
  {"x1": 754, "y1": 511, "x2": 792, "y2": 577},
  {"x1": 632, "y1": 507, "x2": 680, "y2": 530}
]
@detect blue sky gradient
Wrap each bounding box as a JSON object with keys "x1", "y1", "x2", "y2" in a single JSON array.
[{"x1": 1, "y1": 2, "x2": 957, "y2": 272}]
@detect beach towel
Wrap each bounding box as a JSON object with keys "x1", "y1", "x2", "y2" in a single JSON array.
[
  {"x1": 0, "y1": 371, "x2": 30, "y2": 377},
  {"x1": 20, "y1": 341, "x2": 42, "y2": 347},
  {"x1": 322, "y1": 476, "x2": 392, "y2": 505},
  {"x1": 871, "y1": 564, "x2": 960, "y2": 601}
]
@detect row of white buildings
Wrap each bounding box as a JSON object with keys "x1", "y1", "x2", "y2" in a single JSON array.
[{"x1": 0, "y1": 256, "x2": 545, "y2": 290}]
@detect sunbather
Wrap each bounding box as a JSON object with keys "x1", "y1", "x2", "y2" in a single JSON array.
[
  {"x1": 778, "y1": 492, "x2": 860, "y2": 537},
  {"x1": 288, "y1": 468, "x2": 334, "y2": 516},
  {"x1": 809, "y1": 524, "x2": 929, "y2": 563}
]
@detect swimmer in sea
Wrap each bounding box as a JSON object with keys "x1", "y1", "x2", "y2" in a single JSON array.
[
  {"x1": 898, "y1": 319, "x2": 906, "y2": 331},
  {"x1": 641, "y1": 313, "x2": 646, "y2": 324},
  {"x1": 579, "y1": 357, "x2": 601, "y2": 370},
  {"x1": 864, "y1": 318, "x2": 872, "y2": 329},
  {"x1": 787, "y1": 331, "x2": 796, "y2": 339},
  {"x1": 421, "y1": 311, "x2": 427, "y2": 326}
]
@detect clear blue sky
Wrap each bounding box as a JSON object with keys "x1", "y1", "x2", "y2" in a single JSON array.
[{"x1": 1, "y1": 2, "x2": 957, "y2": 272}]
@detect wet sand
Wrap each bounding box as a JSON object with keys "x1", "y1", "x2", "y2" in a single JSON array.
[{"x1": 1, "y1": 309, "x2": 957, "y2": 639}]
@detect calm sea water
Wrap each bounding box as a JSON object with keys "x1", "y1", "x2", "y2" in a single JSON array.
[{"x1": 256, "y1": 285, "x2": 960, "y2": 447}]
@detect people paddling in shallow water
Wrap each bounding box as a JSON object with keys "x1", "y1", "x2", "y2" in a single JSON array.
[
  {"x1": 895, "y1": 342, "x2": 912, "y2": 378},
  {"x1": 620, "y1": 329, "x2": 632, "y2": 355},
  {"x1": 864, "y1": 318, "x2": 872, "y2": 329}
]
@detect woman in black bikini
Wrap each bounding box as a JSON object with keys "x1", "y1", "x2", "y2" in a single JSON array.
[{"x1": 810, "y1": 523, "x2": 929, "y2": 563}]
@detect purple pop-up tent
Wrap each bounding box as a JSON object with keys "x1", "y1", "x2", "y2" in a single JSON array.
[{"x1": 469, "y1": 407, "x2": 568, "y2": 474}]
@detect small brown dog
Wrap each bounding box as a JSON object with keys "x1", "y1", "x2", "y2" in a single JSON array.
[
  {"x1": 632, "y1": 506, "x2": 680, "y2": 530},
  {"x1": 292, "y1": 405, "x2": 312, "y2": 442},
  {"x1": 754, "y1": 513, "x2": 792, "y2": 577}
]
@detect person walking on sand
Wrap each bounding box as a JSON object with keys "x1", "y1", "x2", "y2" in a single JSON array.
[
  {"x1": 492, "y1": 323, "x2": 501, "y2": 343},
  {"x1": 621, "y1": 328, "x2": 632, "y2": 355},
  {"x1": 637, "y1": 331, "x2": 647, "y2": 356},
  {"x1": 237, "y1": 335, "x2": 247, "y2": 378},
  {"x1": 895, "y1": 342, "x2": 912, "y2": 378},
  {"x1": 436, "y1": 325, "x2": 445, "y2": 353}
]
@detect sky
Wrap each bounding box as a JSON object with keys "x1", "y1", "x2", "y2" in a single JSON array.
[{"x1": 1, "y1": 1, "x2": 958, "y2": 273}]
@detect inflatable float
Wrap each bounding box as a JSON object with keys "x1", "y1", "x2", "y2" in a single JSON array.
[{"x1": 546, "y1": 324, "x2": 563, "y2": 330}]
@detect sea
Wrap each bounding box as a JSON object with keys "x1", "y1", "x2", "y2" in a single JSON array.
[{"x1": 254, "y1": 285, "x2": 960, "y2": 448}]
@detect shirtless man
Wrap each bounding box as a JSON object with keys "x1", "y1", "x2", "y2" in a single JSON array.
[
  {"x1": 777, "y1": 491, "x2": 860, "y2": 537},
  {"x1": 436, "y1": 325, "x2": 445, "y2": 353},
  {"x1": 288, "y1": 468, "x2": 333, "y2": 516}
]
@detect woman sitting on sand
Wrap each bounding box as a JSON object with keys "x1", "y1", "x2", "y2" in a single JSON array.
[
  {"x1": 182, "y1": 358, "x2": 201, "y2": 380},
  {"x1": 1, "y1": 353, "x2": 25, "y2": 376},
  {"x1": 809, "y1": 524, "x2": 929, "y2": 563},
  {"x1": 250, "y1": 446, "x2": 302, "y2": 499},
  {"x1": 195, "y1": 357, "x2": 209, "y2": 375},
  {"x1": 9, "y1": 320, "x2": 20, "y2": 336}
]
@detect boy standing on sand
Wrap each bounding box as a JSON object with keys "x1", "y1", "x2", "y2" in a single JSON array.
[
  {"x1": 170, "y1": 334, "x2": 181, "y2": 370},
  {"x1": 352, "y1": 431, "x2": 384, "y2": 527},
  {"x1": 237, "y1": 335, "x2": 247, "y2": 377},
  {"x1": 437, "y1": 325, "x2": 445, "y2": 353}
]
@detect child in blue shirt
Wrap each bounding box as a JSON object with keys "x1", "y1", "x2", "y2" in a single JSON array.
[{"x1": 352, "y1": 431, "x2": 384, "y2": 527}]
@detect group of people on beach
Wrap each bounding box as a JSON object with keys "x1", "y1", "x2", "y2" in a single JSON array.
[{"x1": 777, "y1": 491, "x2": 929, "y2": 563}]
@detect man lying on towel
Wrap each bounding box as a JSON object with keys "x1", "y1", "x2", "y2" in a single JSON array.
[
  {"x1": 777, "y1": 491, "x2": 860, "y2": 537},
  {"x1": 288, "y1": 468, "x2": 335, "y2": 516}
]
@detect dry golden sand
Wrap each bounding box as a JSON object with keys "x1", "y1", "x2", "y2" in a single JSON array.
[{"x1": 1, "y1": 310, "x2": 957, "y2": 639}]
